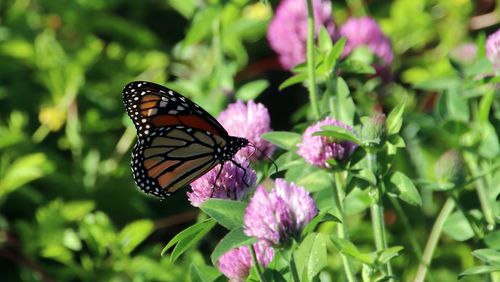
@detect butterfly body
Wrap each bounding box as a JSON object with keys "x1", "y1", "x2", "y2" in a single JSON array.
[{"x1": 123, "y1": 81, "x2": 248, "y2": 199}]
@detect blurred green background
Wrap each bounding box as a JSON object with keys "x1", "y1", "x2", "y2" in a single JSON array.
[{"x1": 0, "y1": 0, "x2": 498, "y2": 281}]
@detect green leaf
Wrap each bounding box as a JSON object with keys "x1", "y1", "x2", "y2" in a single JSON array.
[
  {"x1": 445, "y1": 88, "x2": 469, "y2": 122},
  {"x1": 200, "y1": 199, "x2": 246, "y2": 230},
  {"x1": 274, "y1": 151, "x2": 304, "y2": 172},
  {"x1": 161, "y1": 218, "x2": 216, "y2": 261},
  {"x1": 118, "y1": 219, "x2": 154, "y2": 254},
  {"x1": 262, "y1": 131, "x2": 302, "y2": 151},
  {"x1": 353, "y1": 169, "x2": 377, "y2": 186},
  {"x1": 184, "y1": 7, "x2": 220, "y2": 46},
  {"x1": 303, "y1": 211, "x2": 341, "y2": 235},
  {"x1": 345, "y1": 187, "x2": 372, "y2": 215},
  {"x1": 324, "y1": 38, "x2": 346, "y2": 71},
  {"x1": 235, "y1": 80, "x2": 269, "y2": 101},
  {"x1": 386, "y1": 103, "x2": 405, "y2": 135},
  {"x1": 413, "y1": 77, "x2": 460, "y2": 91},
  {"x1": 335, "y1": 77, "x2": 356, "y2": 126},
  {"x1": 377, "y1": 246, "x2": 404, "y2": 265},
  {"x1": 443, "y1": 211, "x2": 474, "y2": 242},
  {"x1": 279, "y1": 73, "x2": 308, "y2": 90},
  {"x1": 317, "y1": 26, "x2": 333, "y2": 52},
  {"x1": 0, "y1": 153, "x2": 53, "y2": 197},
  {"x1": 485, "y1": 230, "x2": 500, "y2": 249},
  {"x1": 387, "y1": 171, "x2": 422, "y2": 207},
  {"x1": 339, "y1": 59, "x2": 375, "y2": 74},
  {"x1": 472, "y1": 249, "x2": 500, "y2": 265},
  {"x1": 190, "y1": 264, "x2": 223, "y2": 282},
  {"x1": 314, "y1": 125, "x2": 360, "y2": 144},
  {"x1": 458, "y1": 265, "x2": 500, "y2": 279},
  {"x1": 211, "y1": 228, "x2": 255, "y2": 265},
  {"x1": 294, "y1": 233, "x2": 328, "y2": 281},
  {"x1": 331, "y1": 235, "x2": 374, "y2": 265},
  {"x1": 296, "y1": 170, "x2": 333, "y2": 192}
]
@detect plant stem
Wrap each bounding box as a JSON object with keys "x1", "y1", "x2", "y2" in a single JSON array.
[
  {"x1": 250, "y1": 245, "x2": 267, "y2": 282},
  {"x1": 463, "y1": 153, "x2": 495, "y2": 230},
  {"x1": 367, "y1": 151, "x2": 393, "y2": 277},
  {"x1": 333, "y1": 172, "x2": 357, "y2": 282},
  {"x1": 413, "y1": 198, "x2": 455, "y2": 282},
  {"x1": 306, "y1": 0, "x2": 320, "y2": 119}
]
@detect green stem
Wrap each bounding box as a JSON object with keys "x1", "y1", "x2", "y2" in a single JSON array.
[
  {"x1": 463, "y1": 153, "x2": 495, "y2": 230},
  {"x1": 367, "y1": 151, "x2": 392, "y2": 277},
  {"x1": 333, "y1": 172, "x2": 357, "y2": 282},
  {"x1": 306, "y1": 0, "x2": 320, "y2": 119},
  {"x1": 250, "y1": 245, "x2": 267, "y2": 282},
  {"x1": 414, "y1": 198, "x2": 455, "y2": 282}
]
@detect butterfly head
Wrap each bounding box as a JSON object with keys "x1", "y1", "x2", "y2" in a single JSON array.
[{"x1": 218, "y1": 136, "x2": 249, "y2": 162}]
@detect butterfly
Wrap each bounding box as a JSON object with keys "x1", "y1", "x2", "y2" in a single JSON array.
[{"x1": 123, "y1": 81, "x2": 249, "y2": 199}]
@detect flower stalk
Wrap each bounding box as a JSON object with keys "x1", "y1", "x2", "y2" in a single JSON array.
[
  {"x1": 306, "y1": 0, "x2": 320, "y2": 119},
  {"x1": 413, "y1": 198, "x2": 455, "y2": 282},
  {"x1": 333, "y1": 172, "x2": 356, "y2": 282},
  {"x1": 367, "y1": 150, "x2": 393, "y2": 277}
]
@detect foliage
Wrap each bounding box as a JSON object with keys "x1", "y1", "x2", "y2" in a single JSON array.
[{"x1": 0, "y1": 0, "x2": 499, "y2": 281}]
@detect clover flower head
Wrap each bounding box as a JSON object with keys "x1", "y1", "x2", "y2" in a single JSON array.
[
  {"x1": 187, "y1": 155, "x2": 256, "y2": 207},
  {"x1": 268, "y1": 0, "x2": 336, "y2": 70},
  {"x1": 340, "y1": 16, "x2": 393, "y2": 66},
  {"x1": 486, "y1": 29, "x2": 500, "y2": 71},
  {"x1": 217, "y1": 242, "x2": 275, "y2": 282},
  {"x1": 244, "y1": 179, "x2": 317, "y2": 246},
  {"x1": 218, "y1": 100, "x2": 274, "y2": 160},
  {"x1": 297, "y1": 117, "x2": 357, "y2": 168}
]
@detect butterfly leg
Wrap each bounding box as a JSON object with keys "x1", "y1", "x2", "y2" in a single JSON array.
[
  {"x1": 230, "y1": 159, "x2": 249, "y2": 187},
  {"x1": 210, "y1": 163, "x2": 224, "y2": 198}
]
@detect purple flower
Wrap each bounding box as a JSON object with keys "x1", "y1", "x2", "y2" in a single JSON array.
[
  {"x1": 486, "y1": 29, "x2": 500, "y2": 71},
  {"x1": 268, "y1": 0, "x2": 335, "y2": 70},
  {"x1": 450, "y1": 43, "x2": 477, "y2": 64},
  {"x1": 217, "y1": 242, "x2": 275, "y2": 282},
  {"x1": 244, "y1": 179, "x2": 318, "y2": 246},
  {"x1": 187, "y1": 155, "x2": 256, "y2": 207},
  {"x1": 340, "y1": 16, "x2": 393, "y2": 66},
  {"x1": 297, "y1": 117, "x2": 357, "y2": 168},
  {"x1": 218, "y1": 100, "x2": 274, "y2": 160}
]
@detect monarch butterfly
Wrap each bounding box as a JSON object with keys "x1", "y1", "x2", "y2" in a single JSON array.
[{"x1": 123, "y1": 81, "x2": 249, "y2": 199}]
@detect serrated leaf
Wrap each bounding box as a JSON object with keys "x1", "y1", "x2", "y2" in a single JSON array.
[
  {"x1": 279, "y1": 73, "x2": 307, "y2": 90},
  {"x1": 314, "y1": 125, "x2": 360, "y2": 144},
  {"x1": 388, "y1": 171, "x2": 421, "y2": 207},
  {"x1": 161, "y1": 218, "x2": 216, "y2": 260},
  {"x1": 118, "y1": 219, "x2": 154, "y2": 254},
  {"x1": 262, "y1": 131, "x2": 302, "y2": 150},
  {"x1": 200, "y1": 199, "x2": 246, "y2": 230},
  {"x1": 235, "y1": 80, "x2": 269, "y2": 101},
  {"x1": 294, "y1": 233, "x2": 328, "y2": 281},
  {"x1": 386, "y1": 104, "x2": 405, "y2": 135},
  {"x1": 211, "y1": 228, "x2": 255, "y2": 265}
]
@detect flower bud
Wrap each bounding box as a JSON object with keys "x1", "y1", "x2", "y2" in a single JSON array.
[{"x1": 361, "y1": 113, "x2": 387, "y2": 148}]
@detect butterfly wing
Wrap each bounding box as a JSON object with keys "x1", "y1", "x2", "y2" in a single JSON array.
[
  {"x1": 123, "y1": 81, "x2": 234, "y2": 197},
  {"x1": 123, "y1": 81, "x2": 228, "y2": 138},
  {"x1": 131, "y1": 126, "x2": 228, "y2": 198}
]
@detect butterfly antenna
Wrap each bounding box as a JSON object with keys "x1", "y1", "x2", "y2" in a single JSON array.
[{"x1": 249, "y1": 143, "x2": 278, "y2": 175}]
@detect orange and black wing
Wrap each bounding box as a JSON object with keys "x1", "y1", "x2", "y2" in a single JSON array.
[
  {"x1": 131, "y1": 126, "x2": 228, "y2": 198},
  {"x1": 123, "y1": 81, "x2": 228, "y2": 138}
]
